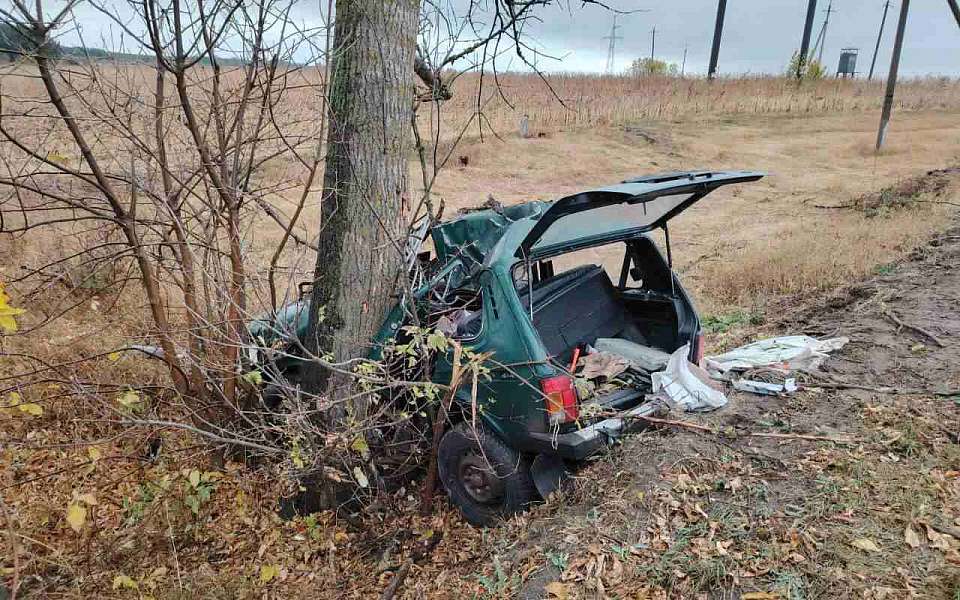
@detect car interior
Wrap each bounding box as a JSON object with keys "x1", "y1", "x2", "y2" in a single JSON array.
[{"x1": 514, "y1": 236, "x2": 698, "y2": 366}]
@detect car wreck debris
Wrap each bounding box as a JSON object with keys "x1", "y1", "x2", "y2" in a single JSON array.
[
  {"x1": 706, "y1": 335, "x2": 850, "y2": 377},
  {"x1": 706, "y1": 335, "x2": 849, "y2": 397},
  {"x1": 650, "y1": 343, "x2": 728, "y2": 411},
  {"x1": 594, "y1": 338, "x2": 671, "y2": 372},
  {"x1": 732, "y1": 377, "x2": 798, "y2": 396}
]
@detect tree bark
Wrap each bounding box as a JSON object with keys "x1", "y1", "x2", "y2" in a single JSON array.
[{"x1": 304, "y1": 1, "x2": 420, "y2": 413}]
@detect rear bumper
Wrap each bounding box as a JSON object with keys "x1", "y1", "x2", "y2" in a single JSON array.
[{"x1": 526, "y1": 398, "x2": 669, "y2": 460}]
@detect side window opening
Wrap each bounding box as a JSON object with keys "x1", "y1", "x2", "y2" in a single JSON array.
[
  {"x1": 512, "y1": 243, "x2": 630, "y2": 304},
  {"x1": 430, "y1": 285, "x2": 483, "y2": 341}
]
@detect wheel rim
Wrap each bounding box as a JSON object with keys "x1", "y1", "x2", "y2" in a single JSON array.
[{"x1": 457, "y1": 452, "x2": 504, "y2": 504}]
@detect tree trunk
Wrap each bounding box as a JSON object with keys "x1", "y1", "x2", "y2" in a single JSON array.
[{"x1": 304, "y1": 0, "x2": 420, "y2": 413}]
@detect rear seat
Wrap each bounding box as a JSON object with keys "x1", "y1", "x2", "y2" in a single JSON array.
[{"x1": 529, "y1": 266, "x2": 627, "y2": 360}]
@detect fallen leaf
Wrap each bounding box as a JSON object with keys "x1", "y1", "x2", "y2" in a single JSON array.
[
  {"x1": 66, "y1": 503, "x2": 87, "y2": 533},
  {"x1": 107, "y1": 351, "x2": 122, "y2": 361},
  {"x1": 46, "y1": 151, "x2": 70, "y2": 165},
  {"x1": 259, "y1": 564, "x2": 279, "y2": 584},
  {"x1": 188, "y1": 469, "x2": 201, "y2": 488},
  {"x1": 0, "y1": 283, "x2": 26, "y2": 333},
  {"x1": 851, "y1": 538, "x2": 881, "y2": 553},
  {"x1": 905, "y1": 525, "x2": 921, "y2": 548},
  {"x1": 353, "y1": 466, "x2": 369, "y2": 488},
  {"x1": 242, "y1": 370, "x2": 263, "y2": 385},
  {"x1": 17, "y1": 402, "x2": 43, "y2": 417},
  {"x1": 742, "y1": 593, "x2": 780, "y2": 600},
  {"x1": 925, "y1": 525, "x2": 952, "y2": 551},
  {"x1": 117, "y1": 389, "x2": 142, "y2": 409},
  {"x1": 544, "y1": 581, "x2": 571, "y2": 599},
  {"x1": 88, "y1": 447, "x2": 102, "y2": 461},
  {"x1": 351, "y1": 435, "x2": 370, "y2": 458},
  {"x1": 787, "y1": 552, "x2": 806, "y2": 563},
  {"x1": 112, "y1": 574, "x2": 138, "y2": 590},
  {"x1": 78, "y1": 493, "x2": 98, "y2": 506}
]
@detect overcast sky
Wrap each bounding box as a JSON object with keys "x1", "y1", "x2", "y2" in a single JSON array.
[
  {"x1": 522, "y1": 0, "x2": 960, "y2": 76},
  {"x1": 50, "y1": 0, "x2": 960, "y2": 76}
]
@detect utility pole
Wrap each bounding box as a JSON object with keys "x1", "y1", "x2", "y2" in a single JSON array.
[
  {"x1": 604, "y1": 15, "x2": 623, "y2": 74},
  {"x1": 807, "y1": 1, "x2": 833, "y2": 64},
  {"x1": 868, "y1": 0, "x2": 892, "y2": 80},
  {"x1": 948, "y1": 0, "x2": 960, "y2": 27},
  {"x1": 817, "y1": 1, "x2": 834, "y2": 64},
  {"x1": 797, "y1": 0, "x2": 818, "y2": 80},
  {"x1": 650, "y1": 26, "x2": 656, "y2": 60},
  {"x1": 708, "y1": 0, "x2": 728, "y2": 81},
  {"x1": 681, "y1": 44, "x2": 688, "y2": 77},
  {"x1": 876, "y1": 0, "x2": 910, "y2": 151}
]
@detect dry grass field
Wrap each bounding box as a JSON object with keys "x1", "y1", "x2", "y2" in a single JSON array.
[
  {"x1": 424, "y1": 108, "x2": 960, "y2": 317},
  {"x1": 1, "y1": 63, "x2": 959, "y2": 599}
]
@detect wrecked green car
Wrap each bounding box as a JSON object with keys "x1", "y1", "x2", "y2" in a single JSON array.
[{"x1": 249, "y1": 170, "x2": 763, "y2": 526}]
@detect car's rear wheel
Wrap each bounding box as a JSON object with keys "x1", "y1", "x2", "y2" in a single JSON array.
[{"x1": 438, "y1": 421, "x2": 537, "y2": 527}]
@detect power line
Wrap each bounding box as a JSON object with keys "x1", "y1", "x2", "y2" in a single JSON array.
[{"x1": 868, "y1": 1, "x2": 892, "y2": 79}]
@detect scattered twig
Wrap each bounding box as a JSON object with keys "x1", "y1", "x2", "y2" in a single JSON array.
[
  {"x1": 748, "y1": 432, "x2": 855, "y2": 444},
  {"x1": 881, "y1": 306, "x2": 945, "y2": 347},
  {"x1": 0, "y1": 493, "x2": 20, "y2": 600},
  {"x1": 636, "y1": 415, "x2": 713, "y2": 433},
  {"x1": 803, "y1": 382, "x2": 901, "y2": 394},
  {"x1": 420, "y1": 343, "x2": 464, "y2": 511},
  {"x1": 634, "y1": 415, "x2": 855, "y2": 444},
  {"x1": 927, "y1": 520, "x2": 960, "y2": 541},
  {"x1": 381, "y1": 530, "x2": 443, "y2": 600}
]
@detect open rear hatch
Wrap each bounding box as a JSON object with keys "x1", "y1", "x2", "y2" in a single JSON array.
[{"x1": 517, "y1": 170, "x2": 764, "y2": 258}]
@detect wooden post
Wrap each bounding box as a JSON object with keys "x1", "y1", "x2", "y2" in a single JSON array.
[
  {"x1": 797, "y1": 0, "x2": 818, "y2": 80},
  {"x1": 949, "y1": 0, "x2": 960, "y2": 28},
  {"x1": 876, "y1": 0, "x2": 910, "y2": 152},
  {"x1": 708, "y1": 0, "x2": 727, "y2": 81},
  {"x1": 868, "y1": 0, "x2": 891, "y2": 79}
]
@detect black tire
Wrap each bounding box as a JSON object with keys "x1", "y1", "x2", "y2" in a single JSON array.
[{"x1": 438, "y1": 421, "x2": 537, "y2": 527}]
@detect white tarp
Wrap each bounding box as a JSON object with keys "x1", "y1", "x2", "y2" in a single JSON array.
[
  {"x1": 651, "y1": 343, "x2": 728, "y2": 412},
  {"x1": 705, "y1": 335, "x2": 849, "y2": 377}
]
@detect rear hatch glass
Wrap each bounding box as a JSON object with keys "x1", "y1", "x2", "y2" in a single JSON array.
[{"x1": 518, "y1": 171, "x2": 764, "y2": 258}]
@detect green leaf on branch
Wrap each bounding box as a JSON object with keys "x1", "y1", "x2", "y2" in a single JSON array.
[{"x1": 242, "y1": 370, "x2": 263, "y2": 385}]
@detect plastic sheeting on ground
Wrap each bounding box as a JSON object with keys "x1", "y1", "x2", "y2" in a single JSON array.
[
  {"x1": 705, "y1": 335, "x2": 849, "y2": 378},
  {"x1": 650, "y1": 343, "x2": 728, "y2": 412}
]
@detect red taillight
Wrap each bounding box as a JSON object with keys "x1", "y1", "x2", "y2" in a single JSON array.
[
  {"x1": 694, "y1": 332, "x2": 706, "y2": 366},
  {"x1": 541, "y1": 375, "x2": 579, "y2": 425}
]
